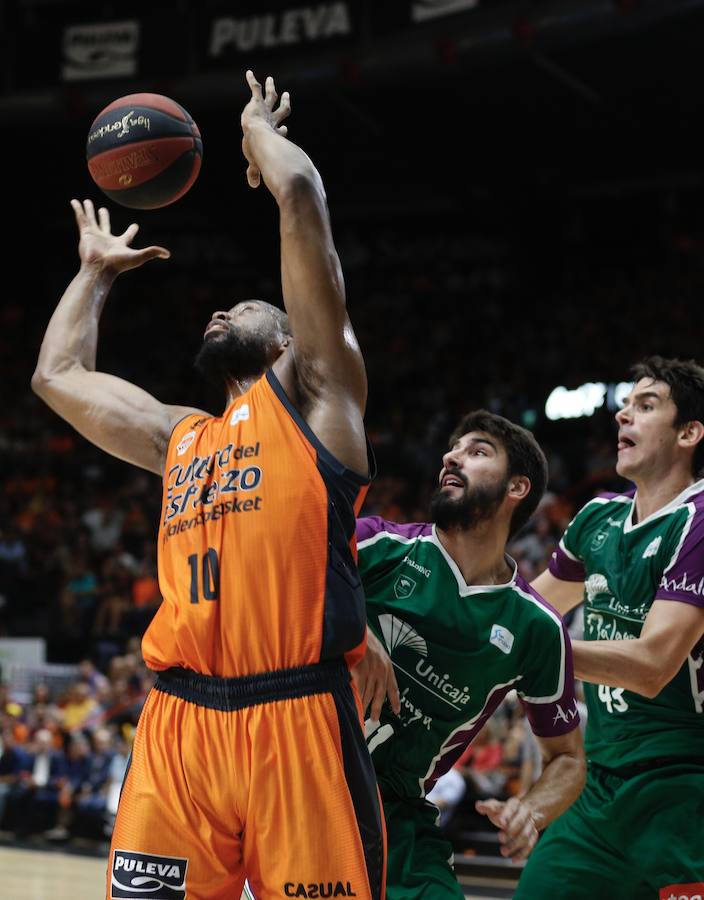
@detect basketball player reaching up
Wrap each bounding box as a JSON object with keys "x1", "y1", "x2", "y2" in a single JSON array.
[
  {"x1": 516, "y1": 357, "x2": 704, "y2": 899},
  {"x1": 32, "y1": 71, "x2": 385, "y2": 900},
  {"x1": 353, "y1": 410, "x2": 586, "y2": 899}
]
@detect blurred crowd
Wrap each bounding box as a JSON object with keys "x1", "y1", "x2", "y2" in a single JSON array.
[{"x1": 0, "y1": 652, "x2": 150, "y2": 844}]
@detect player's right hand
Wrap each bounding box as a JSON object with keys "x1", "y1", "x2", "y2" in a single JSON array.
[
  {"x1": 241, "y1": 70, "x2": 291, "y2": 189},
  {"x1": 71, "y1": 199, "x2": 170, "y2": 275},
  {"x1": 351, "y1": 627, "x2": 401, "y2": 721},
  {"x1": 475, "y1": 796, "x2": 539, "y2": 862}
]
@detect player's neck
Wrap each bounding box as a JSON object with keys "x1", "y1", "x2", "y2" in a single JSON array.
[
  {"x1": 435, "y1": 523, "x2": 512, "y2": 587},
  {"x1": 224, "y1": 374, "x2": 262, "y2": 405},
  {"x1": 632, "y1": 466, "x2": 696, "y2": 523}
]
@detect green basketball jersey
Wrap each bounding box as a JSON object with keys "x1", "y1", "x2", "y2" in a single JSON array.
[
  {"x1": 356, "y1": 517, "x2": 579, "y2": 801},
  {"x1": 550, "y1": 480, "x2": 704, "y2": 769}
]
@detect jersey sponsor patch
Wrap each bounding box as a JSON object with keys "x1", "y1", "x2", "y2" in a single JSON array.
[
  {"x1": 393, "y1": 573, "x2": 417, "y2": 599},
  {"x1": 490, "y1": 624, "x2": 514, "y2": 654},
  {"x1": 230, "y1": 402, "x2": 250, "y2": 424},
  {"x1": 643, "y1": 536, "x2": 662, "y2": 558},
  {"x1": 659, "y1": 572, "x2": 704, "y2": 598},
  {"x1": 402, "y1": 554, "x2": 432, "y2": 577},
  {"x1": 659, "y1": 883, "x2": 704, "y2": 900},
  {"x1": 378, "y1": 613, "x2": 427, "y2": 656},
  {"x1": 590, "y1": 530, "x2": 608, "y2": 552},
  {"x1": 284, "y1": 882, "x2": 358, "y2": 898},
  {"x1": 111, "y1": 849, "x2": 188, "y2": 899},
  {"x1": 176, "y1": 431, "x2": 196, "y2": 456},
  {"x1": 585, "y1": 573, "x2": 610, "y2": 603},
  {"x1": 552, "y1": 699, "x2": 580, "y2": 727}
]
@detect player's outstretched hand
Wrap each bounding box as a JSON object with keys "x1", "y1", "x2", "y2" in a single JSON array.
[
  {"x1": 352, "y1": 628, "x2": 401, "y2": 721},
  {"x1": 241, "y1": 70, "x2": 292, "y2": 189},
  {"x1": 71, "y1": 199, "x2": 170, "y2": 275},
  {"x1": 475, "y1": 796, "x2": 539, "y2": 862}
]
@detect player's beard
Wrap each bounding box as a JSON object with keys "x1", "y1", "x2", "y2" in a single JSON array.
[
  {"x1": 194, "y1": 329, "x2": 273, "y2": 386},
  {"x1": 430, "y1": 473, "x2": 509, "y2": 532}
]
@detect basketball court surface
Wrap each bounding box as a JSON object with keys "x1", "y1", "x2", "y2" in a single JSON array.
[{"x1": 0, "y1": 844, "x2": 517, "y2": 899}]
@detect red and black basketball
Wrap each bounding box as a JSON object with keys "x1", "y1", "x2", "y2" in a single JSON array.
[{"x1": 86, "y1": 93, "x2": 202, "y2": 210}]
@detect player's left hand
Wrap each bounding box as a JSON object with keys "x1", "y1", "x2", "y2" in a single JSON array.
[
  {"x1": 241, "y1": 70, "x2": 292, "y2": 188},
  {"x1": 475, "y1": 797, "x2": 539, "y2": 862},
  {"x1": 352, "y1": 628, "x2": 401, "y2": 721}
]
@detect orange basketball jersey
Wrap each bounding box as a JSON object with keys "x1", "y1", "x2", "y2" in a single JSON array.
[{"x1": 142, "y1": 369, "x2": 371, "y2": 677}]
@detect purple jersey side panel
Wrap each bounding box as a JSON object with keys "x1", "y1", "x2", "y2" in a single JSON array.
[
  {"x1": 422, "y1": 683, "x2": 516, "y2": 794},
  {"x1": 657, "y1": 492, "x2": 704, "y2": 609},
  {"x1": 356, "y1": 517, "x2": 433, "y2": 543},
  {"x1": 518, "y1": 580, "x2": 581, "y2": 738}
]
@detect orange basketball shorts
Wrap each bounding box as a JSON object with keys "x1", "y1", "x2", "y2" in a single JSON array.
[{"x1": 107, "y1": 660, "x2": 386, "y2": 900}]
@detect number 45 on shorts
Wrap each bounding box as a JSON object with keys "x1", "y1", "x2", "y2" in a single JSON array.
[{"x1": 597, "y1": 684, "x2": 629, "y2": 713}]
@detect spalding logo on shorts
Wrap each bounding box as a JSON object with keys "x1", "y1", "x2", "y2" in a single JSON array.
[{"x1": 111, "y1": 849, "x2": 188, "y2": 900}]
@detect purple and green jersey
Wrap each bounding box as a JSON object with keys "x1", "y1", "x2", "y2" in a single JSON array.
[
  {"x1": 356, "y1": 517, "x2": 579, "y2": 802},
  {"x1": 550, "y1": 479, "x2": 704, "y2": 769}
]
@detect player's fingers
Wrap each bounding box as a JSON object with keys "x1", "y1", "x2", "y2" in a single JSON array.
[
  {"x1": 83, "y1": 198, "x2": 98, "y2": 227},
  {"x1": 502, "y1": 819, "x2": 537, "y2": 860},
  {"x1": 121, "y1": 223, "x2": 139, "y2": 244},
  {"x1": 137, "y1": 246, "x2": 171, "y2": 264},
  {"x1": 370, "y1": 673, "x2": 387, "y2": 722},
  {"x1": 246, "y1": 69, "x2": 263, "y2": 100},
  {"x1": 475, "y1": 799, "x2": 501, "y2": 815},
  {"x1": 361, "y1": 669, "x2": 375, "y2": 714},
  {"x1": 273, "y1": 91, "x2": 291, "y2": 124},
  {"x1": 475, "y1": 799, "x2": 503, "y2": 828},
  {"x1": 276, "y1": 125, "x2": 288, "y2": 138},
  {"x1": 387, "y1": 667, "x2": 401, "y2": 715},
  {"x1": 98, "y1": 206, "x2": 111, "y2": 232},
  {"x1": 495, "y1": 796, "x2": 521, "y2": 829},
  {"x1": 264, "y1": 75, "x2": 278, "y2": 109},
  {"x1": 70, "y1": 199, "x2": 86, "y2": 229},
  {"x1": 246, "y1": 163, "x2": 261, "y2": 189}
]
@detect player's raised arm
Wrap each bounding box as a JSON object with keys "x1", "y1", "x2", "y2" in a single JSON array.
[
  {"x1": 31, "y1": 199, "x2": 206, "y2": 475},
  {"x1": 240, "y1": 70, "x2": 368, "y2": 473},
  {"x1": 531, "y1": 569, "x2": 585, "y2": 616}
]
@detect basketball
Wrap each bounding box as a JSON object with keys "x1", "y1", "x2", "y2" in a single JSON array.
[{"x1": 86, "y1": 93, "x2": 202, "y2": 210}]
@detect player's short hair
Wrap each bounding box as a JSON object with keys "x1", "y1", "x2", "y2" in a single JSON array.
[
  {"x1": 449, "y1": 409, "x2": 548, "y2": 537},
  {"x1": 631, "y1": 355, "x2": 704, "y2": 476}
]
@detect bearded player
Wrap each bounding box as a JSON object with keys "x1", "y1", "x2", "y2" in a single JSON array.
[
  {"x1": 32, "y1": 72, "x2": 385, "y2": 900},
  {"x1": 353, "y1": 410, "x2": 586, "y2": 899},
  {"x1": 516, "y1": 357, "x2": 704, "y2": 899}
]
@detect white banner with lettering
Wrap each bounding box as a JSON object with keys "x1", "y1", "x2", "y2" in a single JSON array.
[{"x1": 62, "y1": 20, "x2": 140, "y2": 82}]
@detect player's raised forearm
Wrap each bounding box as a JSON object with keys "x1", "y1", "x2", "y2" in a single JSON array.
[
  {"x1": 522, "y1": 745, "x2": 586, "y2": 831},
  {"x1": 33, "y1": 264, "x2": 115, "y2": 387},
  {"x1": 573, "y1": 637, "x2": 668, "y2": 696},
  {"x1": 245, "y1": 118, "x2": 323, "y2": 207}
]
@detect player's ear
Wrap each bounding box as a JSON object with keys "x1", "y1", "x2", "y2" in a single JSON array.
[
  {"x1": 678, "y1": 419, "x2": 704, "y2": 451},
  {"x1": 507, "y1": 476, "x2": 531, "y2": 501}
]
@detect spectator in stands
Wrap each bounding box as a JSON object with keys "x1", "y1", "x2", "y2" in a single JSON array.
[
  {"x1": 23, "y1": 683, "x2": 62, "y2": 739},
  {"x1": 59, "y1": 553, "x2": 98, "y2": 636},
  {"x1": 44, "y1": 732, "x2": 93, "y2": 840},
  {"x1": 0, "y1": 724, "x2": 32, "y2": 830},
  {"x1": 61, "y1": 682, "x2": 98, "y2": 733},
  {"x1": 8, "y1": 728, "x2": 67, "y2": 837},
  {"x1": 71, "y1": 727, "x2": 116, "y2": 839}
]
